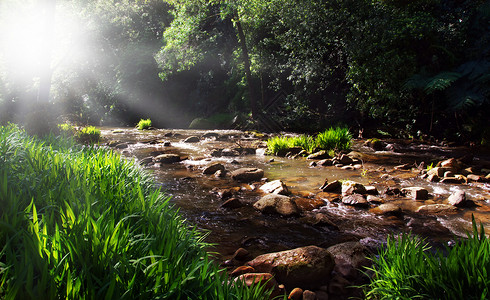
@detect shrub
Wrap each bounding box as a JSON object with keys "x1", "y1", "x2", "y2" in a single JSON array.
[
  {"x1": 0, "y1": 124, "x2": 273, "y2": 299},
  {"x1": 137, "y1": 118, "x2": 152, "y2": 130},
  {"x1": 76, "y1": 125, "x2": 101, "y2": 144},
  {"x1": 365, "y1": 216, "x2": 490, "y2": 300}
]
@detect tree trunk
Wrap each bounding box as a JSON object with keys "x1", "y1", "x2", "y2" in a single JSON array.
[
  {"x1": 234, "y1": 11, "x2": 259, "y2": 119},
  {"x1": 37, "y1": 0, "x2": 56, "y2": 103}
]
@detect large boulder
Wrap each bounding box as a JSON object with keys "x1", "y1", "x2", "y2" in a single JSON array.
[
  {"x1": 247, "y1": 245, "x2": 335, "y2": 289},
  {"x1": 327, "y1": 241, "x2": 371, "y2": 280},
  {"x1": 231, "y1": 168, "x2": 264, "y2": 182},
  {"x1": 259, "y1": 180, "x2": 289, "y2": 195},
  {"x1": 253, "y1": 194, "x2": 299, "y2": 216}
]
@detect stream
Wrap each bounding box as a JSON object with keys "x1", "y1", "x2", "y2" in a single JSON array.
[{"x1": 101, "y1": 127, "x2": 490, "y2": 260}]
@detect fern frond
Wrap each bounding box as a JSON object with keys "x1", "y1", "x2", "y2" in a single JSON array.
[{"x1": 424, "y1": 72, "x2": 462, "y2": 94}]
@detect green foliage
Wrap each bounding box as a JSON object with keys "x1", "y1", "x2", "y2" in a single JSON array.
[
  {"x1": 0, "y1": 124, "x2": 273, "y2": 299},
  {"x1": 76, "y1": 125, "x2": 101, "y2": 144},
  {"x1": 365, "y1": 216, "x2": 490, "y2": 300},
  {"x1": 315, "y1": 127, "x2": 352, "y2": 152},
  {"x1": 137, "y1": 118, "x2": 152, "y2": 130},
  {"x1": 266, "y1": 127, "x2": 351, "y2": 155}
]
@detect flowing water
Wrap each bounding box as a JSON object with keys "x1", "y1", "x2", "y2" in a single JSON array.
[{"x1": 101, "y1": 127, "x2": 490, "y2": 259}]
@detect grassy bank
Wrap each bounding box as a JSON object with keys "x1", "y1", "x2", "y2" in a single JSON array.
[
  {"x1": 0, "y1": 124, "x2": 270, "y2": 299},
  {"x1": 365, "y1": 217, "x2": 490, "y2": 299}
]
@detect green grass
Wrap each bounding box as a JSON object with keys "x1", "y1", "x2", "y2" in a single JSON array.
[
  {"x1": 266, "y1": 127, "x2": 352, "y2": 156},
  {"x1": 365, "y1": 216, "x2": 490, "y2": 300},
  {"x1": 0, "y1": 124, "x2": 273, "y2": 299},
  {"x1": 76, "y1": 125, "x2": 101, "y2": 144},
  {"x1": 137, "y1": 118, "x2": 152, "y2": 130}
]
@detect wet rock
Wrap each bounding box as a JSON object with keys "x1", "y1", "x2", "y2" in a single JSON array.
[
  {"x1": 307, "y1": 150, "x2": 331, "y2": 160},
  {"x1": 183, "y1": 136, "x2": 200, "y2": 143},
  {"x1": 222, "y1": 148, "x2": 241, "y2": 156},
  {"x1": 320, "y1": 180, "x2": 341, "y2": 192},
  {"x1": 416, "y1": 204, "x2": 458, "y2": 214},
  {"x1": 327, "y1": 242, "x2": 371, "y2": 276},
  {"x1": 372, "y1": 203, "x2": 402, "y2": 215},
  {"x1": 428, "y1": 167, "x2": 450, "y2": 177},
  {"x1": 254, "y1": 194, "x2": 299, "y2": 217},
  {"x1": 214, "y1": 169, "x2": 227, "y2": 178},
  {"x1": 342, "y1": 194, "x2": 368, "y2": 207},
  {"x1": 427, "y1": 173, "x2": 440, "y2": 182},
  {"x1": 328, "y1": 274, "x2": 351, "y2": 296},
  {"x1": 309, "y1": 213, "x2": 339, "y2": 230},
  {"x1": 402, "y1": 187, "x2": 429, "y2": 200},
  {"x1": 365, "y1": 186, "x2": 379, "y2": 195},
  {"x1": 341, "y1": 181, "x2": 367, "y2": 196},
  {"x1": 288, "y1": 287, "x2": 303, "y2": 300},
  {"x1": 115, "y1": 142, "x2": 129, "y2": 149},
  {"x1": 231, "y1": 168, "x2": 264, "y2": 182},
  {"x1": 440, "y1": 177, "x2": 464, "y2": 184},
  {"x1": 384, "y1": 187, "x2": 403, "y2": 196},
  {"x1": 276, "y1": 147, "x2": 302, "y2": 157},
  {"x1": 467, "y1": 174, "x2": 486, "y2": 182},
  {"x1": 341, "y1": 165, "x2": 355, "y2": 170},
  {"x1": 302, "y1": 290, "x2": 316, "y2": 300},
  {"x1": 247, "y1": 245, "x2": 335, "y2": 290},
  {"x1": 210, "y1": 149, "x2": 222, "y2": 157},
  {"x1": 203, "y1": 163, "x2": 225, "y2": 175},
  {"x1": 367, "y1": 195, "x2": 383, "y2": 204},
  {"x1": 202, "y1": 132, "x2": 220, "y2": 139},
  {"x1": 309, "y1": 161, "x2": 317, "y2": 167},
  {"x1": 232, "y1": 248, "x2": 251, "y2": 261},
  {"x1": 162, "y1": 141, "x2": 171, "y2": 147},
  {"x1": 294, "y1": 198, "x2": 326, "y2": 212},
  {"x1": 221, "y1": 198, "x2": 243, "y2": 209},
  {"x1": 139, "y1": 157, "x2": 153, "y2": 166},
  {"x1": 448, "y1": 190, "x2": 470, "y2": 207},
  {"x1": 316, "y1": 192, "x2": 341, "y2": 203},
  {"x1": 366, "y1": 138, "x2": 385, "y2": 151},
  {"x1": 394, "y1": 163, "x2": 412, "y2": 170},
  {"x1": 439, "y1": 158, "x2": 463, "y2": 171},
  {"x1": 154, "y1": 153, "x2": 181, "y2": 164},
  {"x1": 339, "y1": 154, "x2": 354, "y2": 165},
  {"x1": 317, "y1": 159, "x2": 333, "y2": 166},
  {"x1": 444, "y1": 171, "x2": 455, "y2": 178},
  {"x1": 314, "y1": 290, "x2": 329, "y2": 300},
  {"x1": 231, "y1": 266, "x2": 255, "y2": 277},
  {"x1": 260, "y1": 180, "x2": 289, "y2": 195}
]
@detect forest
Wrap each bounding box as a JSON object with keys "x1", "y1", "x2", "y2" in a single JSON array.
[{"x1": 0, "y1": 0, "x2": 489, "y2": 142}]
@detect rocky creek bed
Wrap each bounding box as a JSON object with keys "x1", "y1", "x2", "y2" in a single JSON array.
[{"x1": 101, "y1": 127, "x2": 490, "y2": 299}]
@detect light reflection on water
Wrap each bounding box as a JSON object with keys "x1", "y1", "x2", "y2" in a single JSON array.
[{"x1": 101, "y1": 127, "x2": 490, "y2": 257}]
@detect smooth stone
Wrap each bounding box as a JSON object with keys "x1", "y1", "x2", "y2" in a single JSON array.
[
  {"x1": 365, "y1": 185, "x2": 379, "y2": 195},
  {"x1": 372, "y1": 203, "x2": 402, "y2": 215},
  {"x1": 231, "y1": 168, "x2": 264, "y2": 182},
  {"x1": 416, "y1": 204, "x2": 458, "y2": 214},
  {"x1": 154, "y1": 153, "x2": 181, "y2": 164},
  {"x1": 320, "y1": 180, "x2": 341, "y2": 192},
  {"x1": 394, "y1": 163, "x2": 412, "y2": 170},
  {"x1": 440, "y1": 158, "x2": 463, "y2": 171},
  {"x1": 327, "y1": 242, "x2": 371, "y2": 272},
  {"x1": 427, "y1": 173, "x2": 440, "y2": 182},
  {"x1": 467, "y1": 174, "x2": 485, "y2": 182},
  {"x1": 247, "y1": 245, "x2": 335, "y2": 290},
  {"x1": 402, "y1": 187, "x2": 429, "y2": 200},
  {"x1": 440, "y1": 177, "x2": 464, "y2": 184},
  {"x1": 231, "y1": 266, "x2": 255, "y2": 277},
  {"x1": 342, "y1": 194, "x2": 368, "y2": 207},
  {"x1": 306, "y1": 150, "x2": 331, "y2": 160},
  {"x1": 260, "y1": 179, "x2": 289, "y2": 195},
  {"x1": 448, "y1": 190, "x2": 467, "y2": 207},
  {"x1": 302, "y1": 290, "x2": 316, "y2": 300},
  {"x1": 294, "y1": 198, "x2": 326, "y2": 212},
  {"x1": 232, "y1": 248, "x2": 250, "y2": 261},
  {"x1": 341, "y1": 180, "x2": 366, "y2": 196},
  {"x1": 288, "y1": 287, "x2": 303, "y2": 300},
  {"x1": 203, "y1": 163, "x2": 225, "y2": 175},
  {"x1": 317, "y1": 159, "x2": 333, "y2": 166},
  {"x1": 183, "y1": 136, "x2": 200, "y2": 143},
  {"x1": 310, "y1": 213, "x2": 339, "y2": 230},
  {"x1": 444, "y1": 171, "x2": 455, "y2": 178},
  {"x1": 253, "y1": 194, "x2": 299, "y2": 216},
  {"x1": 428, "y1": 167, "x2": 450, "y2": 177},
  {"x1": 366, "y1": 195, "x2": 383, "y2": 204},
  {"x1": 339, "y1": 154, "x2": 354, "y2": 165},
  {"x1": 221, "y1": 148, "x2": 241, "y2": 156},
  {"x1": 139, "y1": 157, "x2": 153, "y2": 166}
]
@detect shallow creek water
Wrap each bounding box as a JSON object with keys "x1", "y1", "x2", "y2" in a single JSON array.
[{"x1": 101, "y1": 127, "x2": 490, "y2": 259}]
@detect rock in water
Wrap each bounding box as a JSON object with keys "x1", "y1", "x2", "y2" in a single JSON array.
[
  {"x1": 154, "y1": 154, "x2": 181, "y2": 164},
  {"x1": 259, "y1": 180, "x2": 289, "y2": 195},
  {"x1": 253, "y1": 194, "x2": 299, "y2": 216},
  {"x1": 247, "y1": 245, "x2": 335, "y2": 290},
  {"x1": 402, "y1": 187, "x2": 429, "y2": 200},
  {"x1": 448, "y1": 190, "x2": 467, "y2": 207},
  {"x1": 341, "y1": 181, "x2": 366, "y2": 196},
  {"x1": 231, "y1": 168, "x2": 264, "y2": 182}
]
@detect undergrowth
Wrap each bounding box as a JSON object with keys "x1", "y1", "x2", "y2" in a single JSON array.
[
  {"x1": 0, "y1": 124, "x2": 272, "y2": 299},
  {"x1": 365, "y1": 216, "x2": 490, "y2": 300},
  {"x1": 137, "y1": 118, "x2": 152, "y2": 130},
  {"x1": 266, "y1": 127, "x2": 352, "y2": 156}
]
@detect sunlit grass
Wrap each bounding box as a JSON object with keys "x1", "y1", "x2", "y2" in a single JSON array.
[
  {"x1": 0, "y1": 124, "x2": 273, "y2": 299},
  {"x1": 266, "y1": 127, "x2": 352, "y2": 156},
  {"x1": 136, "y1": 118, "x2": 152, "y2": 130},
  {"x1": 364, "y1": 216, "x2": 490, "y2": 300}
]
